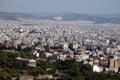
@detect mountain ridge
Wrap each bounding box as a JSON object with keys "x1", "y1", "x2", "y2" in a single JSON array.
[{"x1": 0, "y1": 11, "x2": 120, "y2": 24}]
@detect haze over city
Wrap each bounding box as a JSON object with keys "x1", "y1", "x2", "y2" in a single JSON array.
[{"x1": 0, "y1": 0, "x2": 120, "y2": 14}]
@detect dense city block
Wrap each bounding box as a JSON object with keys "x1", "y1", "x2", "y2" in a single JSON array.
[{"x1": 0, "y1": 16, "x2": 120, "y2": 80}]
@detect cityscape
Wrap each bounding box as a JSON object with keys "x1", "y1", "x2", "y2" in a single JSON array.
[{"x1": 0, "y1": 0, "x2": 120, "y2": 80}]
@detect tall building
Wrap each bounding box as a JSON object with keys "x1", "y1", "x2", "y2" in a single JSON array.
[{"x1": 109, "y1": 58, "x2": 119, "y2": 72}]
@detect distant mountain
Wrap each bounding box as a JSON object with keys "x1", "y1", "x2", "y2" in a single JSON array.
[
  {"x1": 95, "y1": 14, "x2": 120, "y2": 19},
  {"x1": 32, "y1": 12, "x2": 120, "y2": 24},
  {"x1": 0, "y1": 12, "x2": 120, "y2": 24},
  {"x1": 0, "y1": 12, "x2": 35, "y2": 20}
]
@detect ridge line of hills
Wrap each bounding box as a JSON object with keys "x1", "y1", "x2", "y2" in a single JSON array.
[{"x1": 0, "y1": 11, "x2": 120, "y2": 24}]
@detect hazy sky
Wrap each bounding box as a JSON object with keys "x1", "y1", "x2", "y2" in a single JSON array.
[{"x1": 0, "y1": 0, "x2": 120, "y2": 14}]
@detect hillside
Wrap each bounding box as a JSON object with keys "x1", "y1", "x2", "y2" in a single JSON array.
[{"x1": 0, "y1": 12, "x2": 120, "y2": 24}]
